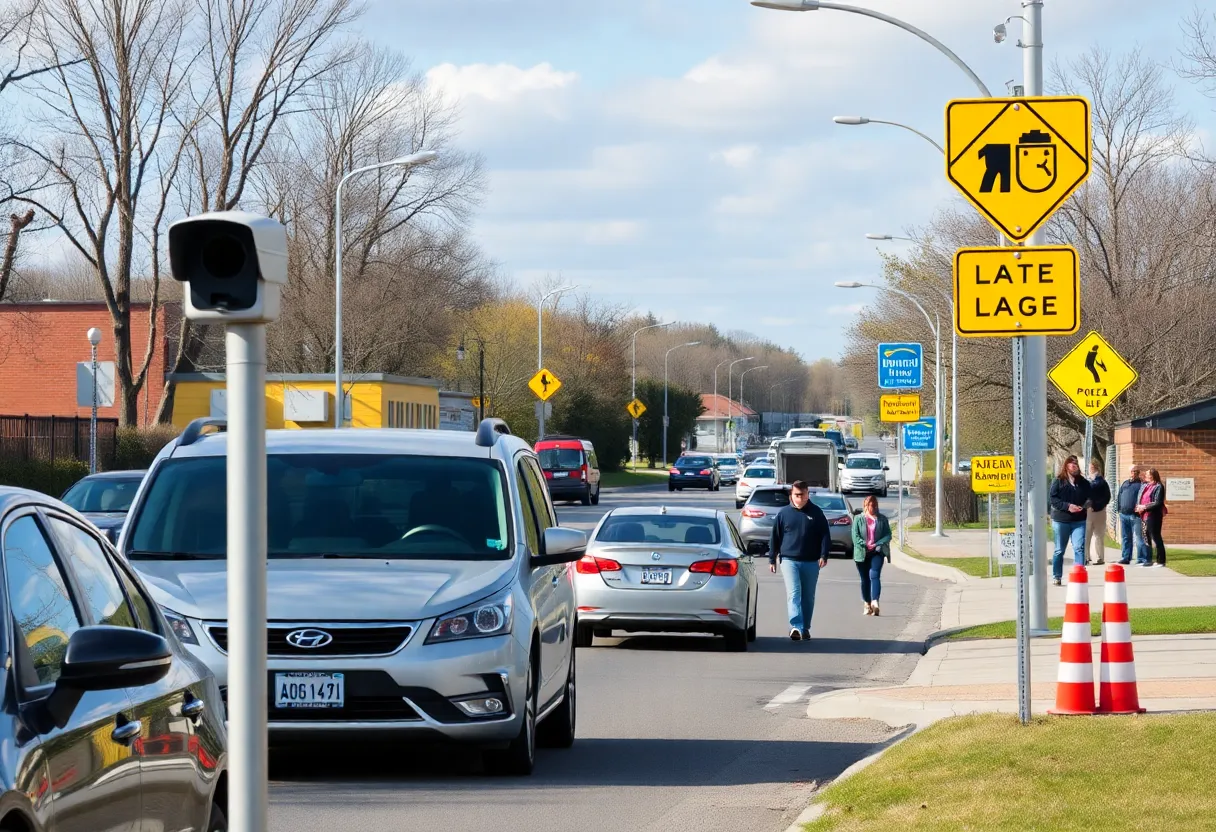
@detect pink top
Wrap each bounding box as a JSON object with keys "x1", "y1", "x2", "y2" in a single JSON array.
[
  {"x1": 1139, "y1": 483, "x2": 1156, "y2": 506},
  {"x1": 866, "y1": 515, "x2": 877, "y2": 547}
]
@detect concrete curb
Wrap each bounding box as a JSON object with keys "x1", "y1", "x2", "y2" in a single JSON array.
[{"x1": 889, "y1": 545, "x2": 970, "y2": 584}]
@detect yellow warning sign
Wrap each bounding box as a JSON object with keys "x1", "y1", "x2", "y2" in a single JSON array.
[
  {"x1": 1048, "y1": 331, "x2": 1138, "y2": 418},
  {"x1": 626, "y1": 398, "x2": 646, "y2": 419},
  {"x1": 879, "y1": 394, "x2": 920, "y2": 423},
  {"x1": 945, "y1": 96, "x2": 1090, "y2": 242},
  {"x1": 528, "y1": 368, "x2": 561, "y2": 401},
  {"x1": 971, "y1": 455, "x2": 1015, "y2": 493},
  {"x1": 953, "y1": 246, "x2": 1079, "y2": 337}
]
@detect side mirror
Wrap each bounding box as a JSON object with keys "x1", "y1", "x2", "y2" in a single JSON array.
[
  {"x1": 882, "y1": 466, "x2": 890, "y2": 471},
  {"x1": 534, "y1": 527, "x2": 587, "y2": 566},
  {"x1": 45, "y1": 626, "x2": 171, "y2": 729}
]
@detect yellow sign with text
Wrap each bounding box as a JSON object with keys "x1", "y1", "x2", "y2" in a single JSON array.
[
  {"x1": 953, "y1": 246, "x2": 1079, "y2": 337},
  {"x1": 971, "y1": 455, "x2": 1016, "y2": 493},
  {"x1": 945, "y1": 96, "x2": 1091, "y2": 242},
  {"x1": 880, "y1": 394, "x2": 920, "y2": 423},
  {"x1": 528, "y1": 368, "x2": 561, "y2": 401},
  {"x1": 1048, "y1": 331, "x2": 1138, "y2": 418}
]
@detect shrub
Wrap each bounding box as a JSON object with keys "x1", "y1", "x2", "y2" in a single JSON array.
[
  {"x1": 918, "y1": 474, "x2": 979, "y2": 525},
  {"x1": 112, "y1": 426, "x2": 179, "y2": 471},
  {"x1": 0, "y1": 457, "x2": 90, "y2": 497}
]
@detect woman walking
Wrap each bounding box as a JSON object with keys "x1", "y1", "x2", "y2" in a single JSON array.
[
  {"x1": 1136, "y1": 468, "x2": 1167, "y2": 568},
  {"x1": 1049, "y1": 455, "x2": 1091, "y2": 586},
  {"x1": 851, "y1": 495, "x2": 891, "y2": 616}
]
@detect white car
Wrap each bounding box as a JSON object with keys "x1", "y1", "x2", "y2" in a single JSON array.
[
  {"x1": 735, "y1": 461, "x2": 777, "y2": 509},
  {"x1": 840, "y1": 452, "x2": 889, "y2": 496}
]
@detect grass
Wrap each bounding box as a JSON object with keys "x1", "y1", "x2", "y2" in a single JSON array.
[
  {"x1": 802, "y1": 712, "x2": 1216, "y2": 832},
  {"x1": 899, "y1": 544, "x2": 1001, "y2": 578},
  {"x1": 945, "y1": 605, "x2": 1216, "y2": 641},
  {"x1": 600, "y1": 469, "x2": 668, "y2": 488},
  {"x1": 1164, "y1": 548, "x2": 1216, "y2": 577}
]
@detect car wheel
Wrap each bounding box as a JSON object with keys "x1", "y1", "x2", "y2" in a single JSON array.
[
  {"x1": 724, "y1": 626, "x2": 748, "y2": 652},
  {"x1": 207, "y1": 802, "x2": 228, "y2": 832},
  {"x1": 484, "y1": 658, "x2": 537, "y2": 776},
  {"x1": 883, "y1": 486, "x2": 890, "y2": 497},
  {"x1": 746, "y1": 593, "x2": 757, "y2": 642},
  {"x1": 590, "y1": 487, "x2": 600, "y2": 506},
  {"x1": 580, "y1": 488, "x2": 592, "y2": 506},
  {"x1": 574, "y1": 622, "x2": 593, "y2": 648},
  {"x1": 668, "y1": 484, "x2": 675, "y2": 492},
  {"x1": 538, "y1": 651, "x2": 576, "y2": 749}
]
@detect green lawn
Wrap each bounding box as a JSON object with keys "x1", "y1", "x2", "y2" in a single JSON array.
[
  {"x1": 1165, "y1": 548, "x2": 1216, "y2": 577},
  {"x1": 600, "y1": 469, "x2": 668, "y2": 488},
  {"x1": 945, "y1": 605, "x2": 1216, "y2": 640},
  {"x1": 803, "y1": 712, "x2": 1216, "y2": 831},
  {"x1": 899, "y1": 545, "x2": 1000, "y2": 578}
]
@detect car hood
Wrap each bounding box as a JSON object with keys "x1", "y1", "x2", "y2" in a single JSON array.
[{"x1": 131, "y1": 557, "x2": 518, "y2": 622}]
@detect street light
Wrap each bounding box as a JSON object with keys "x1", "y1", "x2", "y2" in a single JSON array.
[
  {"x1": 334, "y1": 150, "x2": 438, "y2": 427},
  {"x1": 536, "y1": 284, "x2": 577, "y2": 438},
  {"x1": 727, "y1": 357, "x2": 755, "y2": 454},
  {"x1": 663, "y1": 341, "x2": 701, "y2": 466},
  {"x1": 865, "y1": 233, "x2": 916, "y2": 241},
  {"x1": 456, "y1": 336, "x2": 485, "y2": 423},
  {"x1": 738, "y1": 365, "x2": 768, "y2": 445},
  {"x1": 836, "y1": 280, "x2": 944, "y2": 538},
  {"x1": 712, "y1": 358, "x2": 734, "y2": 452},
  {"x1": 631, "y1": 320, "x2": 674, "y2": 469},
  {"x1": 87, "y1": 327, "x2": 102, "y2": 474},
  {"x1": 833, "y1": 116, "x2": 945, "y2": 153}
]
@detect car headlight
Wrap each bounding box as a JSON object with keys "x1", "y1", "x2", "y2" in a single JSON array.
[
  {"x1": 426, "y1": 588, "x2": 514, "y2": 645},
  {"x1": 161, "y1": 608, "x2": 199, "y2": 645}
]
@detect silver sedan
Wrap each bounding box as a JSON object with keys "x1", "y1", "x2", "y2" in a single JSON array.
[{"x1": 573, "y1": 506, "x2": 759, "y2": 651}]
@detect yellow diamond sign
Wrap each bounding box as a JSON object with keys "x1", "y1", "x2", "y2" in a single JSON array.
[
  {"x1": 1048, "y1": 331, "x2": 1138, "y2": 418},
  {"x1": 626, "y1": 398, "x2": 646, "y2": 419},
  {"x1": 528, "y1": 368, "x2": 561, "y2": 401},
  {"x1": 945, "y1": 96, "x2": 1090, "y2": 242}
]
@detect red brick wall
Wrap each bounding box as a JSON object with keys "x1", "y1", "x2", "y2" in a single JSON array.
[
  {"x1": 0, "y1": 302, "x2": 170, "y2": 426},
  {"x1": 1114, "y1": 426, "x2": 1216, "y2": 544}
]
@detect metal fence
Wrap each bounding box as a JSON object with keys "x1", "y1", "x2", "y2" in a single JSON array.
[{"x1": 0, "y1": 415, "x2": 119, "y2": 466}]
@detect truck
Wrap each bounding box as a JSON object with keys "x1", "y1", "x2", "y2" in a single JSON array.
[{"x1": 772, "y1": 437, "x2": 839, "y2": 491}]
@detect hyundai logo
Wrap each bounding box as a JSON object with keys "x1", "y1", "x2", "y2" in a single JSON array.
[
  {"x1": 285, "y1": 628, "x2": 333, "y2": 649},
  {"x1": 651, "y1": 552, "x2": 661, "y2": 561}
]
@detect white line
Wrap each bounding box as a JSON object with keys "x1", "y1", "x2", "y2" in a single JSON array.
[{"x1": 765, "y1": 683, "x2": 813, "y2": 710}]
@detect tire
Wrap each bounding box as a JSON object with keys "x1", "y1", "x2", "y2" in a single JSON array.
[
  {"x1": 746, "y1": 594, "x2": 757, "y2": 642},
  {"x1": 538, "y1": 651, "x2": 576, "y2": 749},
  {"x1": 883, "y1": 486, "x2": 890, "y2": 497},
  {"x1": 590, "y1": 487, "x2": 600, "y2": 506},
  {"x1": 208, "y1": 802, "x2": 228, "y2": 832},
  {"x1": 580, "y1": 488, "x2": 591, "y2": 506},
  {"x1": 484, "y1": 659, "x2": 537, "y2": 776},
  {"x1": 724, "y1": 627, "x2": 748, "y2": 652},
  {"x1": 668, "y1": 484, "x2": 675, "y2": 492},
  {"x1": 574, "y1": 622, "x2": 593, "y2": 648}
]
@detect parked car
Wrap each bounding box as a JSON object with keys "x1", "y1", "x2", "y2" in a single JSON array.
[
  {"x1": 714, "y1": 454, "x2": 741, "y2": 486},
  {"x1": 60, "y1": 469, "x2": 147, "y2": 543},
  {"x1": 574, "y1": 507, "x2": 758, "y2": 650},
  {"x1": 958, "y1": 459, "x2": 972, "y2": 472},
  {"x1": 668, "y1": 454, "x2": 720, "y2": 491},
  {"x1": 823, "y1": 429, "x2": 848, "y2": 457},
  {"x1": 735, "y1": 462, "x2": 776, "y2": 509},
  {"x1": 121, "y1": 417, "x2": 586, "y2": 775},
  {"x1": 844, "y1": 436, "x2": 860, "y2": 451},
  {"x1": 840, "y1": 452, "x2": 889, "y2": 496},
  {"x1": 535, "y1": 435, "x2": 601, "y2": 506},
  {"x1": 0, "y1": 486, "x2": 228, "y2": 831},
  {"x1": 738, "y1": 485, "x2": 857, "y2": 557}
]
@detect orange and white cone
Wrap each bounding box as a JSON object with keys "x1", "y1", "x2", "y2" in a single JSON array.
[
  {"x1": 1098, "y1": 564, "x2": 1146, "y2": 714},
  {"x1": 1049, "y1": 564, "x2": 1096, "y2": 715}
]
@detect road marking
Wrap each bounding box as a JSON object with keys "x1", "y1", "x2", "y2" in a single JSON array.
[{"x1": 764, "y1": 684, "x2": 813, "y2": 710}]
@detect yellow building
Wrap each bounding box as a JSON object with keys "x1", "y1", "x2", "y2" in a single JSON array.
[{"x1": 169, "y1": 373, "x2": 442, "y2": 430}]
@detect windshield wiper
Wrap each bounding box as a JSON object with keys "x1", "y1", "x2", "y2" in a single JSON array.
[{"x1": 125, "y1": 550, "x2": 220, "y2": 560}]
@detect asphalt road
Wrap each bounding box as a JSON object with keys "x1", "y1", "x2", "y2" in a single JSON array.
[{"x1": 268, "y1": 447, "x2": 941, "y2": 832}]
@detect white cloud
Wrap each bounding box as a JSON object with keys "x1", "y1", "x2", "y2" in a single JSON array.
[
  {"x1": 716, "y1": 144, "x2": 759, "y2": 168},
  {"x1": 826, "y1": 304, "x2": 866, "y2": 316},
  {"x1": 425, "y1": 61, "x2": 577, "y2": 104}
]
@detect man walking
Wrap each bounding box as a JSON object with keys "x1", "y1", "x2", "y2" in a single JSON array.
[
  {"x1": 769, "y1": 480, "x2": 831, "y2": 641},
  {"x1": 1086, "y1": 460, "x2": 1111, "y2": 565},
  {"x1": 1116, "y1": 464, "x2": 1145, "y2": 565}
]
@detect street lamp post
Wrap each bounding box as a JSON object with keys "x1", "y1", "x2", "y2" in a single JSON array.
[
  {"x1": 712, "y1": 358, "x2": 733, "y2": 452},
  {"x1": 457, "y1": 337, "x2": 486, "y2": 423},
  {"x1": 632, "y1": 321, "x2": 674, "y2": 469},
  {"x1": 833, "y1": 116, "x2": 945, "y2": 153},
  {"x1": 536, "y1": 285, "x2": 577, "y2": 439},
  {"x1": 87, "y1": 327, "x2": 102, "y2": 473},
  {"x1": 663, "y1": 341, "x2": 701, "y2": 466},
  {"x1": 738, "y1": 365, "x2": 768, "y2": 444},
  {"x1": 727, "y1": 357, "x2": 755, "y2": 454},
  {"x1": 836, "y1": 281, "x2": 944, "y2": 538},
  {"x1": 334, "y1": 150, "x2": 438, "y2": 428}
]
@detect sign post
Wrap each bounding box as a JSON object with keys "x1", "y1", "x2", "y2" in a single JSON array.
[{"x1": 972, "y1": 456, "x2": 1015, "y2": 579}]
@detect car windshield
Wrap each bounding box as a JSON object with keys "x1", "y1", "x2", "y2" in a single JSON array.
[
  {"x1": 749, "y1": 490, "x2": 847, "y2": 512},
  {"x1": 538, "y1": 448, "x2": 582, "y2": 470},
  {"x1": 126, "y1": 454, "x2": 511, "y2": 560},
  {"x1": 847, "y1": 457, "x2": 883, "y2": 470},
  {"x1": 597, "y1": 515, "x2": 721, "y2": 545},
  {"x1": 717, "y1": 457, "x2": 738, "y2": 467},
  {"x1": 676, "y1": 457, "x2": 712, "y2": 468},
  {"x1": 61, "y1": 475, "x2": 143, "y2": 513},
  {"x1": 825, "y1": 431, "x2": 844, "y2": 445},
  {"x1": 744, "y1": 466, "x2": 774, "y2": 478},
  {"x1": 812, "y1": 495, "x2": 848, "y2": 512}
]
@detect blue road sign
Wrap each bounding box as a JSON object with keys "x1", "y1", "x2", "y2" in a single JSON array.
[
  {"x1": 878, "y1": 343, "x2": 923, "y2": 389},
  {"x1": 903, "y1": 417, "x2": 936, "y2": 451}
]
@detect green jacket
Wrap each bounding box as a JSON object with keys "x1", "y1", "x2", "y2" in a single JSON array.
[{"x1": 851, "y1": 512, "x2": 892, "y2": 562}]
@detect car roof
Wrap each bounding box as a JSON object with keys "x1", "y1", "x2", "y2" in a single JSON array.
[
  {"x1": 847, "y1": 452, "x2": 884, "y2": 458},
  {"x1": 0, "y1": 486, "x2": 97, "y2": 522},
  {"x1": 77, "y1": 469, "x2": 146, "y2": 480},
  {"x1": 606, "y1": 505, "x2": 721, "y2": 518},
  {"x1": 166, "y1": 427, "x2": 531, "y2": 460}
]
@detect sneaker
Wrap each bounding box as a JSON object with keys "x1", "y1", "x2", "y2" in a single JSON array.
[
  {"x1": 1138, "y1": 562, "x2": 1151, "y2": 568},
  {"x1": 1152, "y1": 563, "x2": 1165, "y2": 568},
  {"x1": 801, "y1": 630, "x2": 811, "y2": 641},
  {"x1": 789, "y1": 628, "x2": 802, "y2": 641},
  {"x1": 1119, "y1": 560, "x2": 1131, "y2": 565},
  {"x1": 1053, "y1": 578, "x2": 1062, "y2": 586},
  {"x1": 863, "y1": 603, "x2": 873, "y2": 616},
  {"x1": 871, "y1": 601, "x2": 880, "y2": 617}
]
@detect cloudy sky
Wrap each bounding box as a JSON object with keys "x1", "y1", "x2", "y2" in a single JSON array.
[{"x1": 364, "y1": 0, "x2": 1209, "y2": 360}]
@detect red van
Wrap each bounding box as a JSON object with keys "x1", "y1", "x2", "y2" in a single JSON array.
[{"x1": 534, "y1": 435, "x2": 602, "y2": 506}]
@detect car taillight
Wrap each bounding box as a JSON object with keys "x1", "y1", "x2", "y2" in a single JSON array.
[
  {"x1": 576, "y1": 556, "x2": 621, "y2": 574},
  {"x1": 570, "y1": 468, "x2": 583, "y2": 479},
  {"x1": 543, "y1": 470, "x2": 553, "y2": 479},
  {"x1": 689, "y1": 559, "x2": 739, "y2": 576},
  {"x1": 832, "y1": 516, "x2": 851, "y2": 526},
  {"x1": 741, "y1": 507, "x2": 765, "y2": 518},
  {"x1": 739, "y1": 480, "x2": 749, "y2": 487},
  {"x1": 669, "y1": 468, "x2": 680, "y2": 475},
  {"x1": 699, "y1": 468, "x2": 712, "y2": 475}
]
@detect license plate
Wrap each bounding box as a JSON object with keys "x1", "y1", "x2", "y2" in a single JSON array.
[
  {"x1": 641, "y1": 568, "x2": 672, "y2": 585},
  {"x1": 553, "y1": 471, "x2": 569, "y2": 478},
  {"x1": 685, "y1": 471, "x2": 698, "y2": 476},
  {"x1": 274, "y1": 672, "x2": 344, "y2": 709}
]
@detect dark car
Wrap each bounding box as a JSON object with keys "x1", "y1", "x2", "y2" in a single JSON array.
[
  {"x1": 668, "y1": 455, "x2": 720, "y2": 492},
  {"x1": 823, "y1": 429, "x2": 848, "y2": 457},
  {"x1": 0, "y1": 486, "x2": 228, "y2": 831},
  {"x1": 535, "y1": 435, "x2": 602, "y2": 505},
  {"x1": 738, "y1": 485, "x2": 856, "y2": 556},
  {"x1": 60, "y1": 469, "x2": 146, "y2": 543}
]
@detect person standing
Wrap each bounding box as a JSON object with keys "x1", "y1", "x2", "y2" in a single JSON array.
[
  {"x1": 1049, "y1": 455, "x2": 1091, "y2": 586},
  {"x1": 769, "y1": 480, "x2": 830, "y2": 641},
  {"x1": 1085, "y1": 460, "x2": 1112, "y2": 565},
  {"x1": 851, "y1": 495, "x2": 891, "y2": 617},
  {"x1": 1116, "y1": 465, "x2": 1146, "y2": 565},
  {"x1": 1136, "y1": 468, "x2": 1168, "y2": 568}
]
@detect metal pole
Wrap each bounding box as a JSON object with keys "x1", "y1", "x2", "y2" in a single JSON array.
[
  {"x1": 478, "y1": 345, "x2": 485, "y2": 422},
  {"x1": 897, "y1": 426, "x2": 905, "y2": 549},
  {"x1": 951, "y1": 326, "x2": 958, "y2": 475},
  {"x1": 632, "y1": 333, "x2": 638, "y2": 470},
  {"x1": 933, "y1": 314, "x2": 945, "y2": 537},
  {"x1": 537, "y1": 300, "x2": 545, "y2": 439},
  {"x1": 1082, "y1": 417, "x2": 1094, "y2": 474},
  {"x1": 1013, "y1": 334, "x2": 1031, "y2": 724},
  {"x1": 663, "y1": 350, "x2": 670, "y2": 467},
  {"x1": 988, "y1": 493, "x2": 994, "y2": 578},
  {"x1": 89, "y1": 344, "x2": 98, "y2": 475},
  {"x1": 226, "y1": 323, "x2": 269, "y2": 830},
  {"x1": 334, "y1": 176, "x2": 345, "y2": 428}
]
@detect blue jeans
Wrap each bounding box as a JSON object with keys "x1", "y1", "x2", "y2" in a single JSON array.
[
  {"x1": 1052, "y1": 520, "x2": 1087, "y2": 581},
  {"x1": 779, "y1": 557, "x2": 821, "y2": 633},
  {"x1": 1118, "y1": 512, "x2": 1145, "y2": 564},
  {"x1": 856, "y1": 551, "x2": 885, "y2": 604}
]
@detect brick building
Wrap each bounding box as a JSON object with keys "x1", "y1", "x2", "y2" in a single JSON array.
[
  {"x1": 0, "y1": 301, "x2": 174, "y2": 426},
  {"x1": 1114, "y1": 397, "x2": 1216, "y2": 544}
]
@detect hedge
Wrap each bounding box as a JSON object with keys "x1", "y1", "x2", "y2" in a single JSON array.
[
  {"x1": 0, "y1": 458, "x2": 89, "y2": 497},
  {"x1": 917, "y1": 474, "x2": 979, "y2": 525},
  {"x1": 113, "y1": 425, "x2": 179, "y2": 471}
]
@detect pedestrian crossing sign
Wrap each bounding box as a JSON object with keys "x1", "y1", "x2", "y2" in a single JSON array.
[
  {"x1": 1048, "y1": 331, "x2": 1137, "y2": 418},
  {"x1": 528, "y1": 368, "x2": 562, "y2": 401},
  {"x1": 626, "y1": 398, "x2": 646, "y2": 419}
]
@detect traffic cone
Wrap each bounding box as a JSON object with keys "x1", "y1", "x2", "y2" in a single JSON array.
[
  {"x1": 1049, "y1": 564, "x2": 1096, "y2": 715},
  {"x1": 1098, "y1": 564, "x2": 1146, "y2": 714}
]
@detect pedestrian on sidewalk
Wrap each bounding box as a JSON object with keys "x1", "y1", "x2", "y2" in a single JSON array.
[
  {"x1": 1086, "y1": 460, "x2": 1111, "y2": 565},
  {"x1": 1049, "y1": 455, "x2": 1091, "y2": 586},
  {"x1": 851, "y1": 495, "x2": 891, "y2": 617},
  {"x1": 1116, "y1": 465, "x2": 1146, "y2": 565},
  {"x1": 1136, "y1": 468, "x2": 1168, "y2": 568},
  {"x1": 768, "y1": 480, "x2": 830, "y2": 641}
]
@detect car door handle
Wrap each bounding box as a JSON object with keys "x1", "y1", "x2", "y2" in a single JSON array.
[
  {"x1": 111, "y1": 718, "x2": 142, "y2": 745},
  {"x1": 182, "y1": 696, "x2": 205, "y2": 720}
]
